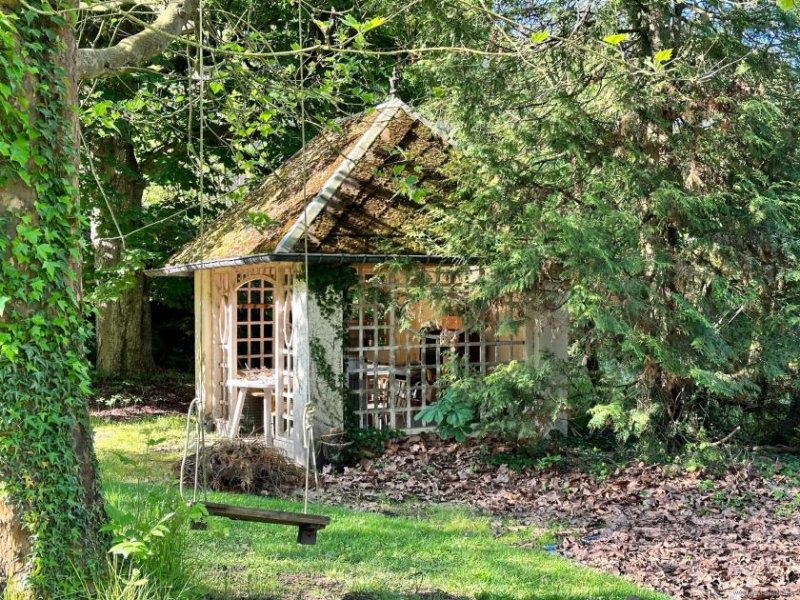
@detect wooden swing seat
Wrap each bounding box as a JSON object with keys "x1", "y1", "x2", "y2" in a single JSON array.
[{"x1": 201, "y1": 501, "x2": 330, "y2": 545}]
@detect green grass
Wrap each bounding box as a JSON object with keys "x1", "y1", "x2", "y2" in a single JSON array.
[
  {"x1": 94, "y1": 416, "x2": 666, "y2": 600},
  {"x1": 94, "y1": 415, "x2": 188, "y2": 482}
]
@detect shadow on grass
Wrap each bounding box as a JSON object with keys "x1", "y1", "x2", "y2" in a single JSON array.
[
  {"x1": 201, "y1": 590, "x2": 645, "y2": 600},
  {"x1": 202, "y1": 592, "x2": 467, "y2": 600}
]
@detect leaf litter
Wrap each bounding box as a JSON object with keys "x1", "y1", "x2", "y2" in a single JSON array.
[{"x1": 322, "y1": 434, "x2": 800, "y2": 600}]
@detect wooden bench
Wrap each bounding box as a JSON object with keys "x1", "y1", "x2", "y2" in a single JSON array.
[{"x1": 200, "y1": 501, "x2": 330, "y2": 545}]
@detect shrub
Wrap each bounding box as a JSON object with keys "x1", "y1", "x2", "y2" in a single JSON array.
[
  {"x1": 417, "y1": 359, "x2": 562, "y2": 442},
  {"x1": 77, "y1": 490, "x2": 202, "y2": 600}
]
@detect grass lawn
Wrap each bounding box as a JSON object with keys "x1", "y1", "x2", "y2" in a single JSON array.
[{"x1": 93, "y1": 416, "x2": 666, "y2": 600}]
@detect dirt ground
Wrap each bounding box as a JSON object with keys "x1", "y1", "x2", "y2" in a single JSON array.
[{"x1": 90, "y1": 371, "x2": 194, "y2": 420}]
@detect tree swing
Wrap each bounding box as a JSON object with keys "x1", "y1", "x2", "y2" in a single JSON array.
[{"x1": 178, "y1": 0, "x2": 329, "y2": 545}]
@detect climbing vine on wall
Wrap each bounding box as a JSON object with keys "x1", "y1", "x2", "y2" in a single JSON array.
[
  {"x1": 303, "y1": 264, "x2": 362, "y2": 431},
  {"x1": 0, "y1": 5, "x2": 104, "y2": 594},
  {"x1": 304, "y1": 263, "x2": 359, "y2": 321}
]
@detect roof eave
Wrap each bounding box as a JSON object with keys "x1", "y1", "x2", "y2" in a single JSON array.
[{"x1": 145, "y1": 252, "x2": 455, "y2": 277}]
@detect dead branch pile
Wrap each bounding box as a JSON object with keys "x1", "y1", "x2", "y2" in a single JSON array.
[{"x1": 178, "y1": 440, "x2": 303, "y2": 495}]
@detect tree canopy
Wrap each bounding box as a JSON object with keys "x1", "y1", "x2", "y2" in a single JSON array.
[{"x1": 378, "y1": 0, "x2": 800, "y2": 448}]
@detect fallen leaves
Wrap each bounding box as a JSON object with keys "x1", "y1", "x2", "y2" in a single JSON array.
[{"x1": 322, "y1": 434, "x2": 800, "y2": 600}]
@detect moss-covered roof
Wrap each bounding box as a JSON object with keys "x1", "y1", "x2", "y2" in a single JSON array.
[{"x1": 160, "y1": 98, "x2": 454, "y2": 272}]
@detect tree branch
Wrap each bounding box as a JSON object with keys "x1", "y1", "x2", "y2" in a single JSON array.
[{"x1": 77, "y1": 0, "x2": 198, "y2": 80}]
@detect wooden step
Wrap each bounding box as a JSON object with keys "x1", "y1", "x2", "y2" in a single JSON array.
[{"x1": 201, "y1": 501, "x2": 330, "y2": 545}]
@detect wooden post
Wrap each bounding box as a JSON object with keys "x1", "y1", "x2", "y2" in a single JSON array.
[{"x1": 195, "y1": 270, "x2": 214, "y2": 415}]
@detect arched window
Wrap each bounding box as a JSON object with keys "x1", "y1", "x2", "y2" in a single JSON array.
[{"x1": 235, "y1": 278, "x2": 274, "y2": 371}]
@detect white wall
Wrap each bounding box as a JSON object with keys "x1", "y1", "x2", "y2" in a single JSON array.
[
  {"x1": 524, "y1": 306, "x2": 570, "y2": 435},
  {"x1": 291, "y1": 280, "x2": 344, "y2": 464}
]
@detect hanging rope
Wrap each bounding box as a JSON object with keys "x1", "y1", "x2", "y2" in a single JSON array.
[
  {"x1": 180, "y1": 0, "x2": 320, "y2": 516},
  {"x1": 197, "y1": 0, "x2": 209, "y2": 505},
  {"x1": 179, "y1": 397, "x2": 201, "y2": 503},
  {"x1": 180, "y1": 0, "x2": 208, "y2": 505},
  {"x1": 297, "y1": 0, "x2": 319, "y2": 516}
]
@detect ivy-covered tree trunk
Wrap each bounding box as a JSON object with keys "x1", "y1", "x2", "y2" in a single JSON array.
[
  {"x1": 0, "y1": 3, "x2": 106, "y2": 596},
  {"x1": 91, "y1": 129, "x2": 155, "y2": 375}
]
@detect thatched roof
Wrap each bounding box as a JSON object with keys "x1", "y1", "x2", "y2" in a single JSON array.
[{"x1": 152, "y1": 98, "x2": 454, "y2": 275}]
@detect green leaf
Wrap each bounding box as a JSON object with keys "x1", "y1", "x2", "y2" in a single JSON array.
[
  {"x1": 91, "y1": 100, "x2": 111, "y2": 117},
  {"x1": 530, "y1": 31, "x2": 549, "y2": 45},
  {"x1": 0, "y1": 296, "x2": 9, "y2": 316},
  {"x1": 109, "y1": 540, "x2": 146, "y2": 559},
  {"x1": 777, "y1": 0, "x2": 796, "y2": 10},
  {"x1": 342, "y1": 14, "x2": 360, "y2": 29},
  {"x1": 603, "y1": 33, "x2": 628, "y2": 45},
  {"x1": 653, "y1": 48, "x2": 673, "y2": 67},
  {"x1": 362, "y1": 16, "x2": 386, "y2": 32},
  {"x1": 9, "y1": 138, "x2": 29, "y2": 167},
  {"x1": 209, "y1": 81, "x2": 224, "y2": 95},
  {"x1": 313, "y1": 19, "x2": 331, "y2": 32}
]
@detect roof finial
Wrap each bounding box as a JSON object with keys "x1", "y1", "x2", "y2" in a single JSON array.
[{"x1": 389, "y1": 66, "x2": 398, "y2": 98}]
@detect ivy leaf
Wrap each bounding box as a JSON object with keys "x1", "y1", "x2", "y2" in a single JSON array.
[
  {"x1": 9, "y1": 138, "x2": 29, "y2": 167},
  {"x1": 530, "y1": 31, "x2": 549, "y2": 45},
  {"x1": 209, "y1": 81, "x2": 224, "y2": 95},
  {"x1": 653, "y1": 48, "x2": 674, "y2": 68},
  {"x1": 777, "y1": 0, "x2": 796, "y2": 10},
  {"x1": 35, "y1": 243, "x2": 55, "y2": 261},
  {"x1": 603, "y1": 33, "x2": 629, "y2": 45}
]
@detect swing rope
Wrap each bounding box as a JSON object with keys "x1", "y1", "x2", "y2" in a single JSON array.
[
  {"x1": 180, "y1": 0, "x2": 207, "y2": 505},
  {"x1": 180, "y1": 0, "x2": 320, "y2": 516},
  {"x1": 298, "y1": 0, "x2": 318, "y2": 516}
]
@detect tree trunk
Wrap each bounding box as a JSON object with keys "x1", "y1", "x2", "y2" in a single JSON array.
[
  {"x1": 91, "y1": 128, "x2": 155, "y2": 375},
  {"x1": 0, "y1": 3, "x2": 106, "y2": 596}
]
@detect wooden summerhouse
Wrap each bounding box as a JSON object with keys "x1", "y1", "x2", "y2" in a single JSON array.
[{"x1": 148, "y1": 98, "x2": 568, "y2": 464}]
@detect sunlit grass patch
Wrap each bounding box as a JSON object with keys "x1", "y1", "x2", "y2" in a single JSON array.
[
  {"x1": 93, "y1": 415, "x2": 188, "y2": 482},
  {"x1": 95, "y1": 415, "x2": 666, "y2": 600}
]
